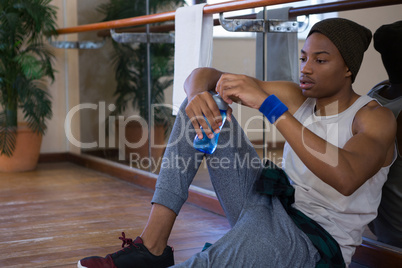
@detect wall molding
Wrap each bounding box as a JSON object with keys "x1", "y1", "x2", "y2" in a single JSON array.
[{"x1": 39, "y1": 152, "x2": 224, "y2": 216}]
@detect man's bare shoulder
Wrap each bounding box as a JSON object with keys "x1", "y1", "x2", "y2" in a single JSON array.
[
  {"x1": 356, "y1": 100, "x2": 394, "y2": 121},
  {"x1": 353, "y1": 100, "x2": 396, "y2": 137}
]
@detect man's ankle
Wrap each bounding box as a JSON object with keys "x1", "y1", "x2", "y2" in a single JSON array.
[{"x1": 141, "y1": 236, "x2": 167, "y2": 256}]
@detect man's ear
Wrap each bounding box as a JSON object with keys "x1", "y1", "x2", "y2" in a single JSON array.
[{"x1": 345, "y1": 68, "x2": 352, "y2": 79}]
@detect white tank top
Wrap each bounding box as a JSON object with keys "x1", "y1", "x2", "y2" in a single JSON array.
[{"x1": 282, "y1": 95, "x2": 395, "y2": 266}]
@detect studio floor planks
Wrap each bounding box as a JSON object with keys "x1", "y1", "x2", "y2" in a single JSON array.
[{"x1": 0, "y1": 162, "x2": 229, "y2": 267}]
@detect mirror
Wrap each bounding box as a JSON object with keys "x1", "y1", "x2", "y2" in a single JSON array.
[{"x1": 75, "y1": 0, "x2": 402, "y2": 253}]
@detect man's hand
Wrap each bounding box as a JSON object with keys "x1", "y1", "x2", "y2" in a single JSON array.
[
  {"x1": 216, "y1": 73, "x2": 269, "y2": 109},
  {"x1": 185, "y1": 91, "x2": 233, "y2": 139}
]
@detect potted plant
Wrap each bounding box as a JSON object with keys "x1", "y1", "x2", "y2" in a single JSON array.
[
  {"x1": 97, "y1": 0, "x2": 185, "y2": 166},
  {"x1": 0, "y1": 0, "x2": 57, "y2": 172}
]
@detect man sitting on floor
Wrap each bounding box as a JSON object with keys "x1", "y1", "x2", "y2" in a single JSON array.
[{"x1": 78, "y1": 18, "x2": 396, "y2": 268}]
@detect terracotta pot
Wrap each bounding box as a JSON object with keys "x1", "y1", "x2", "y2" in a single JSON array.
[{"x1": 0, "y1": 125, "x2": 42, "y2": 172}]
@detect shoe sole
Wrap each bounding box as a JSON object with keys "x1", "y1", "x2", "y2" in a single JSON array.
[{"x1": 77, "y1": 260, "x2": 87, "y2": 268}]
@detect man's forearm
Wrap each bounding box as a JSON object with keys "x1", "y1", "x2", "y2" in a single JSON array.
[{"x1": 184, "y1": 68, "x2": 223, "y2": 100}]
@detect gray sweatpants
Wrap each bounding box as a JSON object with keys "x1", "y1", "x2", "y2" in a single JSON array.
[{"x1": 152, "y1": 99, "x2": 319, "y2": 267}]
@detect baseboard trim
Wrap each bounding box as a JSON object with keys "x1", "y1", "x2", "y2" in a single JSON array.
[
  {"x1": 39, "y1": 152, "x2": 225, "y2": 216},
  {"x1": 38, "y1": 152, "x2": 70, "y2": 163}
]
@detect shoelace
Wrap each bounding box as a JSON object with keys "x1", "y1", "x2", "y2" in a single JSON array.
[{"x1": 119, "y1": 232, "x2": 139, "y2": 249}]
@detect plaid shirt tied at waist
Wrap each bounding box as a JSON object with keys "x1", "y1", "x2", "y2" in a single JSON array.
[{"x1": 255, "y1": 160, "x2": 346, "y2": 268}]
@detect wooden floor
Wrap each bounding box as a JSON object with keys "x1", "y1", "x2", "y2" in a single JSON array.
[{"x1": 0, "y1": 162, "x2": 230, "y2": 268}]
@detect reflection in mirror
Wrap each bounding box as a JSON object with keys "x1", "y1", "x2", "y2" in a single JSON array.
[
  {"x1": 365, "y1": 20, "x2": 402, "y2": 249},
  {"x1": 78, "y1": 0, "x2": 184, "y2": 171},
  {"x1": 75, "y1": 0, "x2": 402, "y2": 252}
]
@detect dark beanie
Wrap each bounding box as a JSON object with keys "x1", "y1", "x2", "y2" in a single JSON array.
[
  {"x1": 308, "y1": 18, "x2": 372, "y2": 83},
  {"x1": 373, "y1": 21, "x2": 402, "y2": 84}
]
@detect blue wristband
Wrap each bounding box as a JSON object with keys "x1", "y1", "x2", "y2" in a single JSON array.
[{"x1": 259, "y1": 95, "x2": 288, "y2": 124}]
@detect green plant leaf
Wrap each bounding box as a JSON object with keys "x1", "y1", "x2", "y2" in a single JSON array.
[
  {"x1": 0, "y1": 0, "x2": 57, "y2": 156},
  {"x1": 15, "y1": 53, "x2": 44, "y2": 80},
  {"x1": 0, "y1": 112, "x2": 16, "y2": 157},
  {"x1": 20, "y1": 81, "x2": 52, "y2": 135}
]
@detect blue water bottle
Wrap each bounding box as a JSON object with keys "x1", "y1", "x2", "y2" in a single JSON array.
[{"x1": 193, "y1": 93, "x2": 229, "y2": 154}]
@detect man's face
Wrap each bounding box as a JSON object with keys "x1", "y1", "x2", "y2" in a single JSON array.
[{"x1": 299, "y1": 32, "x2": 352, "y2": 99}]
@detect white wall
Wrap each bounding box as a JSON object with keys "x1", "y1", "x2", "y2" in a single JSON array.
[{"x1": 41, "y1": 0, "x2": 80, "y2": 154}]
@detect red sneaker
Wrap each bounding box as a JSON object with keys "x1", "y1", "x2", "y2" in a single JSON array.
[{"x1": 78, "y1": 233, "x2": 174, "y2": 268}]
